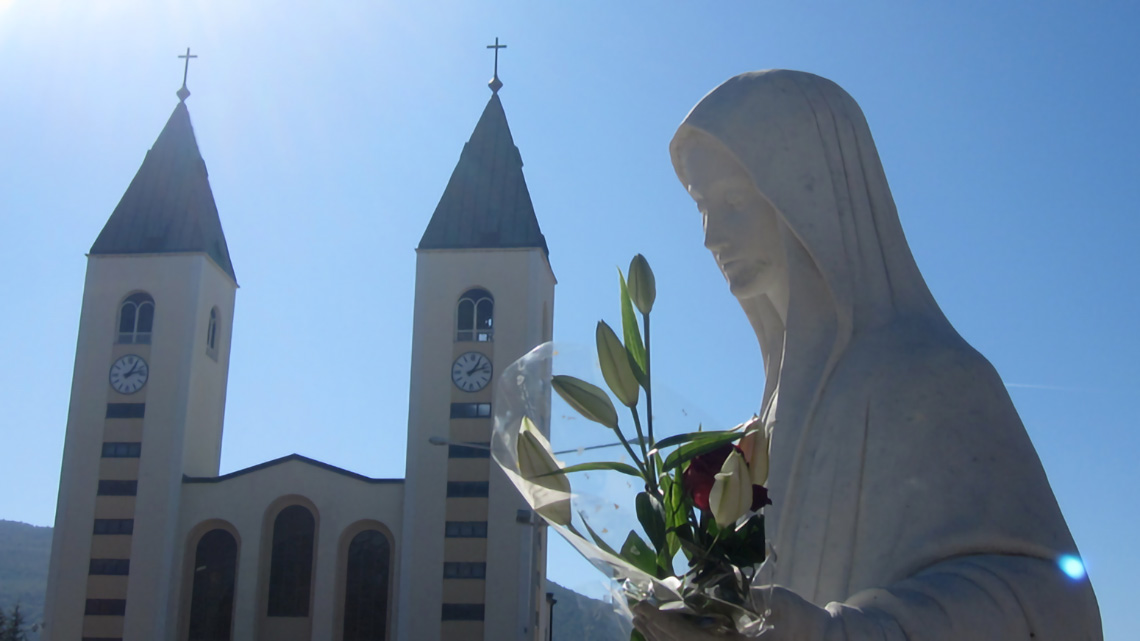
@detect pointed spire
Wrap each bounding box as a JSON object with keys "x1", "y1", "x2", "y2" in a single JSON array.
[
  {"x1": 418, "y1": 92, "x2": 547, "y2": 256},
  {"x1": 90, "y1": 100, "x2": 237, "y2": 282}
]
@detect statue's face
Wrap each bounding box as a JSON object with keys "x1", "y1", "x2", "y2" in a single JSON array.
[{"x1": 680, "y1": 142, "x2": 786, "y2": 300}]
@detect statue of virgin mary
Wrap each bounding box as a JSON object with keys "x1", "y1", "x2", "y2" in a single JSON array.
[{"x1": 644, "y1": 70, "x2": 1102, "y2": 640}]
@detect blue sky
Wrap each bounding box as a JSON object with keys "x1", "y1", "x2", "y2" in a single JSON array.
[{"x1": 1, "y1": 1, "x2": 1137, "y2": 637}]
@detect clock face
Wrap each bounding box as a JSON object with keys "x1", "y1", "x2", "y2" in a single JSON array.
[
  {"x1": 109, "y1": 354, "x2": 149, "y2": 394},
  {"x1": 451, "y1": 352, "x2": 492, "y2": 393}
]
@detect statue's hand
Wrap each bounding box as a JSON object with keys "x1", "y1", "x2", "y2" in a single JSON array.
[
  {"x1": 632, "y1": 587, "x2": 832, "y2": 641},
  {"x1": 750, "y1": 585, "x2": 832, "y2": 639},
  {"x1": 631, "y1": 602, "x2": 748, "y2": 640}
]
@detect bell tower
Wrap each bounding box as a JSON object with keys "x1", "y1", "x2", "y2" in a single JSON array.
[
  {"x1": 396, "y1": 52, "x2": 555, "y2": 641},
  {"x1": 43, "y1": 71, "x2": 238, "y2": 641}
]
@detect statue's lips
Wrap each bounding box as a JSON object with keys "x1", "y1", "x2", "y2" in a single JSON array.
[{"x1": 720, "y1": 258, "x2": 769, "y2": 276}]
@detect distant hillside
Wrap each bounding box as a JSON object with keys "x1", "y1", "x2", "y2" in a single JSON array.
[
  {"x1": 1, "y1": 520, "x2": 628, "y2": 640},
  {"x1": 549, "y1": 580, "x2": 632, "y2": 641},
  {"x1": 0, "y1": 519, "x2": 51, "y2": 630}
]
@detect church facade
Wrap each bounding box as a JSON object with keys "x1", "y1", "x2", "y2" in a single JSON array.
[{"x1": 42, "y1": 74, "x2": 554, "y2": 641}]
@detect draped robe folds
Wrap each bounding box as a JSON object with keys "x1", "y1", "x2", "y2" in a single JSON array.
[{"x1": 669, "y1": 70, "x2": 1102, "y2": 640}]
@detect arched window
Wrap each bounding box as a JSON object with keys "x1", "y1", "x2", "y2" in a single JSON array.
[
  {"x1": 118, "y1": 293, "x2": 155, "y2": 344},
  {"x1": 342, "y1": 530, "x2": 390, "y2": 641},
  {"x1": 456, "y1": 288, "x2": 493, "y2": 342},
  {"x1": 206, "y1": 307, "x2": 219, "y2": 359},
  {"x1": 187, "y1": 529, "x2": 238, "y2": 641},
  {"x1": 267, "y1": 505, "x2": 315, "y2": 617}
]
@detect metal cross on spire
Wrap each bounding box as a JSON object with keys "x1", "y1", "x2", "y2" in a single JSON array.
[
  {"x1": 486, "y1": 37, "x2": 507, "y2": 93},
  {"x1": 176, "y1": 47, "x2": 198, "y2": 102}
]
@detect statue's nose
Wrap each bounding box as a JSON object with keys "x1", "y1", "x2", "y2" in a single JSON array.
[{"x1": 704, "y1": 219, "x2": 730, "y2": 253}]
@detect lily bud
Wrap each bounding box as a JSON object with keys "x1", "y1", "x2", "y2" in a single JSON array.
[
  {"x1": 739, "y1": 416, "x2": 769, "y2": 486},
  {"x1": 516, "y1": 417, "x2": 572, "y2": 526},
  {"x1": 552, "y1": 375, "x2": 619, "y2": 429},
  {"x1": 596, "y1": 321, "x2": 639, "y2": 408},
  {"x1": 708, "y1": 449, "x2": 753, "y2": 527},
  {"x1": 627, "y1": 254, "x2": 656, "y2": 315}
]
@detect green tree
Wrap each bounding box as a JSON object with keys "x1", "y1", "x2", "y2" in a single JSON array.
[
  {"x1": 3, "y1": 604, "x2": 27, "y2": 641},
  {"x1": 0, "y1": 606, "x2": 8, "y2": 640}
]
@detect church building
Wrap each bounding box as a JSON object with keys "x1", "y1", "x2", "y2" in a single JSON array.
[{"x1": 42, "y1": 54, "x2": 555, "y2": 641}]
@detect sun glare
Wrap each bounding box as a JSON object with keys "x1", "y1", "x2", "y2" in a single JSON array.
[{"x1": 1059, "y1": 555, "x2": 1087, "y2": 580}]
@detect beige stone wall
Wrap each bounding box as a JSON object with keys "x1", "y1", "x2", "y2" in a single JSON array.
[
  {"x1": 43, "y1": 253, "x2": 237, "y2": 641},
  {"x1": 398, "y1": 247, "x2": 555, "y2": 641},
  {"x1": 47, "y1": 193, "x2": 552, "y2": 641},
  {"x1": 82, "y1": 614, "x2": 124, "y2": 639},
  {"x1": 484, "y1": 249, "x2": 555, "y2": 641},
  {"x1": 176, "y1": 458, "x2": 404, "y2": 641}
]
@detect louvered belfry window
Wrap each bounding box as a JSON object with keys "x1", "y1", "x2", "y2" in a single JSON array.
[
  {"x1": 118, "y1": 292, "x2": 155, "y2": 344},
  {"x1": 456, "y1": 288, "x2": 493, "y2": 342}
]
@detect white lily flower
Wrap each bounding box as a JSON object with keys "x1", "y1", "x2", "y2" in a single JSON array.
[
  {"x1": 517, "y1": 417, "x2": 572, "y2": 526},
  {"x1": 708, "y1": 448, "x2": 753, "y2": 527},
  {"x1": 741, "y1": 417, "x2": 769, "y2": 486},
  {"x1": 596, "y1": 321, "x2": 640, "y2": 408}
]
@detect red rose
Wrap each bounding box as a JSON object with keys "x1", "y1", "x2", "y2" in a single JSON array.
[
  {"x1": 682, "y1": 443, "x2": 772, "y2": 513},
  {"x1": 681, "y1": 444, "x2": 734, "y2": 511}
]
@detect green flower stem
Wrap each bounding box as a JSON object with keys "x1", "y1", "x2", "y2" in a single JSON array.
[
  {"x1": 643, "y1": 313, "x2": 654, "y2": 449},
  {"x1": 630, "y1": 408, "x2": 656, "y2": 492},
  {"x1": 614, "y1": 425, "x2": 651, "y2": 482}
]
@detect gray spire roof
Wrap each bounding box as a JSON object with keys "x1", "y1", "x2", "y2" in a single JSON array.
[
  {"x1": 90, "y1": 101, "x2": 236, "y2": 282},
  {"x1": 418, "y1": 93, "x2": 548, "y2": 255}
]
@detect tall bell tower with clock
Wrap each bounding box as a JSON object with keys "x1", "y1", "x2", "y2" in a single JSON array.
[
  {"x1": 44, "y1": 74, "x2": 238, "y2": 641},
  {"x1": 396, "y1": 54, "x2": 556, "y2": 641}
]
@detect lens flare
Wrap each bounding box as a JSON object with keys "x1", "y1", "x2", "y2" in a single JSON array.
[{"x1": 1059, "y1": 555, "x2": 1086, "y2": 580}]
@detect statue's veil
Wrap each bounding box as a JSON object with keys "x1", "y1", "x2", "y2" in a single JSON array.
[
  {"x1": 671, "y1": 69, "x2": 951, "y2": 349},
  {"x1": 668, "y1": 71, "x2": 1082, "y2": 612},
  {"x1": 670, "y1": 72, "x2": 963, "y2": 575}
]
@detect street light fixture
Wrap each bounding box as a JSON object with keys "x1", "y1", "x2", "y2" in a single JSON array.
[
  {"x1": 546, "y1": 591, "x2": 557, "y2": 641},
  {"x1": 428, "y1": 435, "x2": 645, "y2": 456}
]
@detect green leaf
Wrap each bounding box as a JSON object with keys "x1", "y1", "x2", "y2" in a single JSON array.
[
  {"x1": 653, "y1": 429, "x2": 741, "y2": 452},
  {"x1": 535, "y1": 461, "x2": 642, "y2": 479},
  {"x1": 659, "y1": 472, "x2": 674, "y2": 510},
  {"x1": 635, "y1": 491, "x2": 667, "y2": 552},
  {"x1": 705, "y1": 511, "x2": 722, "y2": 538},
  {"x1": 674, "y1": 529, "x2": 710, "y2": 562},
  {"x1": 620, "y1": 530, "x2": 659, "y2": 576},
  {"x1": 618, "y1": 270, "x2": 648, "y2": 385},
  {"x1": 661, "y1": 473, "x2": 687, "y2": 559},
  {"x1": 579, "y1": 512, "x2": 620, "y2": 558},
  {"x1": 661, "y1": 432, "x2": 746, "y2": 472},
  {"x1": 656, "y1": 476, "x2": 679, "y2": 570},
  {"x1": 711, "y1": 514, "x2": 767, "y2": 568},
  {"x1": 631, "y1": 630, "x2": 648, "y2": 641},
  {"x1": 552, "y1": 375, "x2": 619, "y2": 429}
]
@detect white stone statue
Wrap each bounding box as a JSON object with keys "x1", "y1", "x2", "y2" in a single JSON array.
[{"x1": 638, "y1": 70, "x2": 1102, "y2": 640}]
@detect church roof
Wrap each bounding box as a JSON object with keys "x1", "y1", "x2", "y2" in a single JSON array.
[
  {"x1": 183, "y1": 453, "x2": 404, "y2": 484},
  {"x1": 418, "y1": 93, "x2": 548, "y2": 255},
  {"x1": 90, "y1": 100, "x2": 237, "y2": 282}
]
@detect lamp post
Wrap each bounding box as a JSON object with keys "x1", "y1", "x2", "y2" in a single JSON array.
[
  {"x1": 428, "y1": 435, "x2": 645, "y2": 456},
  {"x1": 546, "y1": 591, "x2": 557, "y2": 641},
  {"x1": 427, "y1": 435, "x2": 467, "y2": 447}
]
